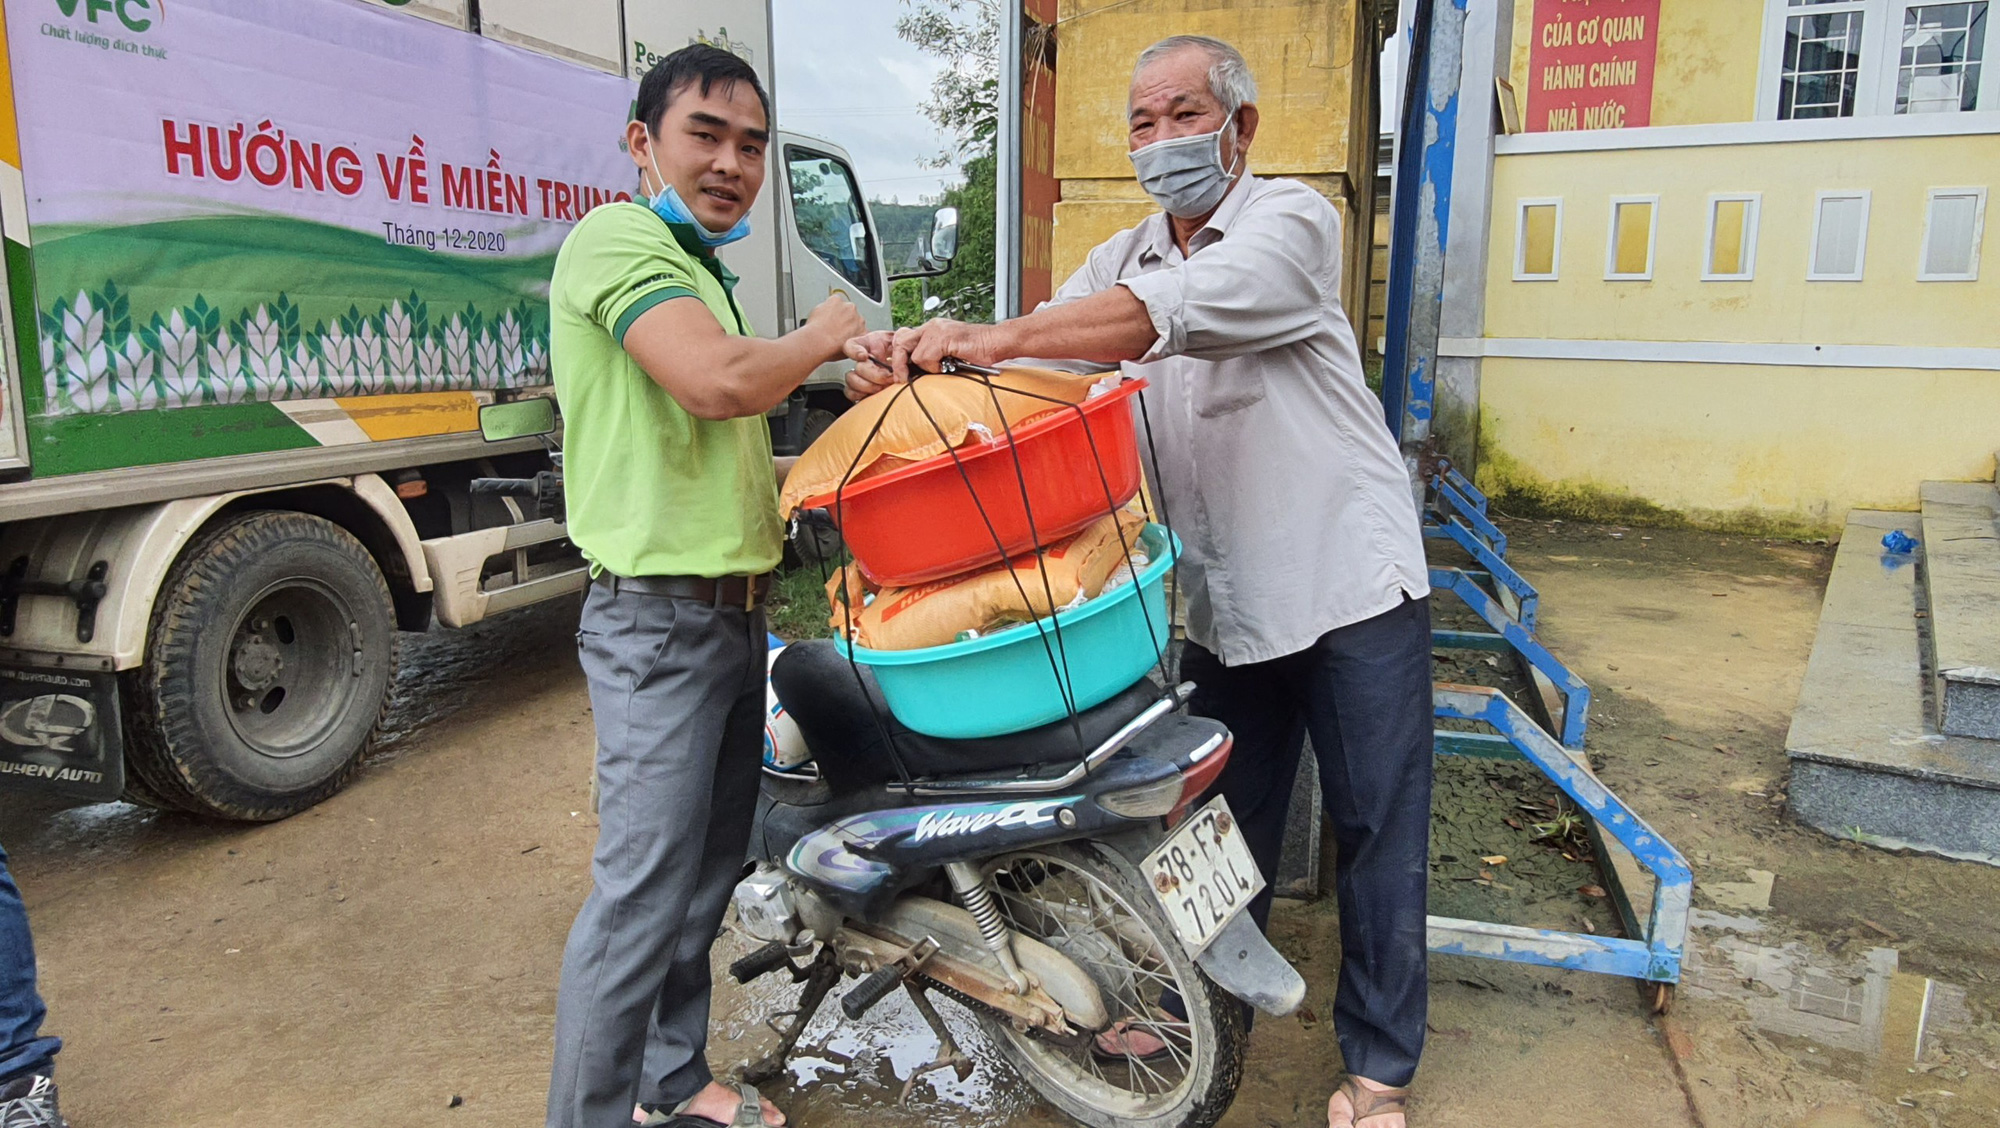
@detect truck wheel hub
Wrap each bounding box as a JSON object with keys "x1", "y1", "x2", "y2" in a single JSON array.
[{"x1": 232, "y1": 629, "x2": 284, "y2": 691}]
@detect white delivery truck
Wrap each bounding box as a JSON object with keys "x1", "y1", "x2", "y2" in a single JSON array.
[{"x1": 0, "y1": 0, "x2": 954, "y2": 819}]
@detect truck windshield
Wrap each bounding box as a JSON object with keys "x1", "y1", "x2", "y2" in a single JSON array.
[{"x1": 786, "y1": 149, "x2": 881, "y2": 301}]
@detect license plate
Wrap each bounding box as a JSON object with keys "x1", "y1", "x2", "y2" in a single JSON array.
[{"x1": 1142, "y1": 797, "x2": 1264, "y2": 955}]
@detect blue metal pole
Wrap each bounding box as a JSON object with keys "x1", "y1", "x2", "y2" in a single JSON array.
[{"x1": 1381, "y1": 0, "x2": 1468, "y2": 448}]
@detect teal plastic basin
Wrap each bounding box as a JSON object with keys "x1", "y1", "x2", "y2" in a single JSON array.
[{"x1": 841, "y1": 524, "x2": 1179, "y2": 739}]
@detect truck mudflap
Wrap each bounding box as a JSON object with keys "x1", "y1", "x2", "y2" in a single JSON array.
[
  {"x1": 0, "y1": 667, "x2": 123, "y2": 802},
  {"x1": 1195, "y1": 911, "x2": 1308, "y2": 1017}
]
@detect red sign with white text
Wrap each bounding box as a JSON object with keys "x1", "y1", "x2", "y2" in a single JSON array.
[{"x1": 1526, "y1": 0, "x2": 1660, "y2": 131}]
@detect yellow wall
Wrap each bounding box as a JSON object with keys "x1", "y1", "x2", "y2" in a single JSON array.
[
  {"x1": 1478, "y1": 132, "x2": 2000, "y2": 525},
  {"x1": 1511, "y1": 1, "x2": 1764, "y2": 130},
  {"x1": 1051, "y1": 0, "x2": 1376, "y2": 318},
  {"x1": 1053, "y1": 0, "x2": 1367, "y2": 181},
  {"x1": 1485, "y1": 5, "x2": 1998, "y2": 526},
  {"x1": 1480, "y1": 360, "x2": 2000, "y2": 527},
  {"x1": 1486, "y1": 134, "x2": 2000, "y2": 347},
  {"x1": 1649, "y1": 1, "x2": 1762, "y2": 126}
]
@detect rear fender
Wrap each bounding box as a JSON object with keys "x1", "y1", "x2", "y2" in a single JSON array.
[{"x1": 1195, "y1": 911, "x2": 1307, "y2": 1017}]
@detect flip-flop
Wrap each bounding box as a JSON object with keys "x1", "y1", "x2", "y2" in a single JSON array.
[
  {"x1": 1089, "y1": 1016, "x2": 1176, "y2": 1064},
  {"x1": 1329, "y1": 1076, "x2": 1410, "y2": 1126},
  {"x1": 639, "y1": 1082, "x2": 783, "y2": 1128}
]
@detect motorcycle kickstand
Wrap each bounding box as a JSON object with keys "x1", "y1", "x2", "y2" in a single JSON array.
[
  {"x1": 898, "y1": 981, "x2": 974, "y2": 1107},
  {"x1": 744, "y1": 948, "x2": 842, "y2": 1085}
]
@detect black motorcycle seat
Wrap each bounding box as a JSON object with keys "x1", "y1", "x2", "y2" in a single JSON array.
[{"x1": 771, "y1": 639, "x2": 1164, "y2": 791}]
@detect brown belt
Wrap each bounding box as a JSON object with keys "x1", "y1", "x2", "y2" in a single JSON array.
[{"x1": 596, "y1": 571, "x2": 774, "y2": 611}]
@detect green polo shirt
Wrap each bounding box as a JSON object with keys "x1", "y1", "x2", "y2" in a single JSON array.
[{"x1": 549, "y1": 201, "x2": 781, "y2": 579}]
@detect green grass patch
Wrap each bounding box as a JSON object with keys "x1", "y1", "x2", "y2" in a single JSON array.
[{"x1": 766, "y1": 563, "x2": 839, "y2": 643}]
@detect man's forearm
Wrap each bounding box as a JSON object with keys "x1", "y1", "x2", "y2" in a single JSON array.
[
  {"x1": 992, "y1": 285, "x2": 1156, "y2": 364},
  {"x1": 703, "y1": 329, "x2": 838, "y2": 418},
  {"x1": 624, "y1": 297, "x2": 852, "y2": 421}
]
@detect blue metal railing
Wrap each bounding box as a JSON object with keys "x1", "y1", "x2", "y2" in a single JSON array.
[
  {"x1": 1419, "y1": 462, "x2": 1687, "y2": 988},
  {"x1": 1430, "y1": 686, "x2": 1690, "y2": 984}
]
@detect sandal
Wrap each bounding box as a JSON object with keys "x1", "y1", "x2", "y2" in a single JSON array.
[
  {"x1": 1090, "y1": 1016, "x2": 1176, "y2": 1064},
  {"x1": 1328, "y1": 1076, "x2": 1410, "y2": 1127},
  {"x1": 640, "y1": 1082, "x2": 782, "y2": 1128}
]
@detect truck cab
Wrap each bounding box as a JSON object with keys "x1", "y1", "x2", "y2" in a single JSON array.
[{"x1": 769, "y1": 131, "x2": 957, "y2": 453}]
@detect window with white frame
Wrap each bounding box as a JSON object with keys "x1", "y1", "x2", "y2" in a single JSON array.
[
  {"x1": 1779, "y1": 1, "x2": 1869, "y2": 118},
  {"x1": 1704, "y1": 194, "x2": 1763, "y2": 280},
  {"x1": 1762, "y1": 1, "x2": 1997, "y2": 118},
  {"x1": 1920, "y1": 187, "x2": 1987, "y2": 278},
  {"x1": 1605, "y1": 196, "x2": 1659, "y2": 280},
  {"x1": 1900, "y1": 3, "x2": 1988, "y2": 112},
  {"x1": 1514, "y1": 198, "x2": 1562, "y2": 281},
  {"x1": 1809, "y1": 190, "x2": 1872, "y2": 279}
]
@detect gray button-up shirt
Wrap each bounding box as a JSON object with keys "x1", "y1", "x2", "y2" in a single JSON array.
[{"x1": 1045, "y1": 174, "x2": 1429, "y2": 666}]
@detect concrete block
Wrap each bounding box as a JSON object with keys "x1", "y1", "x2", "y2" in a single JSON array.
[
  {"x1": 1919, "y1": 481, "x2": 2000, "y2": 738},
  {"x1": 1786, "y1": 511, "x2": 2000, "y2": 866},
  {"x1": 1274, "y1": 740, "x2": 1323, "y2": 900},
  {"x1": 1790, "y1": 759, "x2": 2000, "y2": 866}
]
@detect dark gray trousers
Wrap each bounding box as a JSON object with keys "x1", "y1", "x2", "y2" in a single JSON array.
[
  {"x1": 546, "y1": 579, "x2": 765, "y2": 1128},
  {"x1": 1184, "y1": 595, "x2": 1433, "y2": 1088}
]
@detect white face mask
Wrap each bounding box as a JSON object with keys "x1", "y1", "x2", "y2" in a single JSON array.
[{"x1": 1128, "y1": 119, "x2": 1242, "y2": 219}]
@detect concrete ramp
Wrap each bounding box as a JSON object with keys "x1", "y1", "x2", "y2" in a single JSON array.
[{"x1": 1785, "y1": 508, "x2": 2000, "y2": 865}]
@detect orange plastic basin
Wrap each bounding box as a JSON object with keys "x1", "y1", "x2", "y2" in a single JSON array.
[{"x1": 801, "y1": 378, "x2": 1148, "y2": 587}]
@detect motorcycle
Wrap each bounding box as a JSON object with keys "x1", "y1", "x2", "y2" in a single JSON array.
[
  {"x1": 736, "y1": 635, "x2": 1304, "y2": 1128},
  {"x1": 471, "y1": 397, "x2": 1305, "y2": 1128}
]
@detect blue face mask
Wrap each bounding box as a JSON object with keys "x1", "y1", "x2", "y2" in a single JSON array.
[{"x1": 644, "y1": 134, "x2": 752, "y2": 249}]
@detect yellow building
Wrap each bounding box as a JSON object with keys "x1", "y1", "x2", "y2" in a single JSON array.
[
  {"x1": 1455, "y1": 0, "x2": 2000, "y2": 531},
  {"x1": 1048, "y1": 0, "x2": 1386, "y2": 339}
]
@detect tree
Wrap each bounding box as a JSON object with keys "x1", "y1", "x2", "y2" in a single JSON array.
[
  {"x1": 892, "y1": 0, "x2": 1001, "y2": 323},
  {"x1": 895, "y1": 0, "x2": 1001, "y2": 158}
]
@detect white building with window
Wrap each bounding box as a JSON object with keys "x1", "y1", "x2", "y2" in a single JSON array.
[{"x1": 1446, "y1": 0, "x2": 1999, "y2": 529}]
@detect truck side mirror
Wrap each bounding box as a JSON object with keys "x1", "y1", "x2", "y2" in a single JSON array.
[
  {"x1": 888, "y1": 206, "x2": 962, "y2": 282},
  {"x1": 480, "y1": 397, "x2": 557, "y2": 442},
  {"x1": 928, "y1": 207, "x2": 960, "y2": 266}
]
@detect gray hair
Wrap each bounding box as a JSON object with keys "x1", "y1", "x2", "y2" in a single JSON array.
[{"x1": 1133, "y1": 35, "x2": 1259, "y2": 115}]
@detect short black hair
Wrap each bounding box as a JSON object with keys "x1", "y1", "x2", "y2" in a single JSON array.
[{"x1": 635, "y1": 44, "x2": 772, "y2": 134}]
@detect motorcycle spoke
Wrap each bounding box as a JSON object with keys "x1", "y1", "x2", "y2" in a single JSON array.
[{"x1": 986, "y1": 854, "x2": 1204, "y2": 1102}]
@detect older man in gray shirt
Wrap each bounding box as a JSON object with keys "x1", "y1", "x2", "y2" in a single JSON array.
[{"x1": 845, "y1": 34, "x2": 1431, "y2": 1128}]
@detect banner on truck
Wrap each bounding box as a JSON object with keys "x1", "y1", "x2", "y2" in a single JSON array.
[{"x1": 7, "y1": 0, "x2": 639, "y2": 417}]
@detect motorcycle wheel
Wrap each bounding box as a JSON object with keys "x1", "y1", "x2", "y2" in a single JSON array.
[{"x1": 978, "y1": 842, "x2": 1246, "y2": 1128}]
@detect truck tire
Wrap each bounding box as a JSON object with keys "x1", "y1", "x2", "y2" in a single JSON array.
[{"x1": 121, "y1": 511, "x2": 398, "y2": 821}]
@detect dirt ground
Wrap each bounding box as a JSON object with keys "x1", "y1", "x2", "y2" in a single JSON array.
[{"x1": 3, "y1": 518, "x2": 1999, "y2": 1127}]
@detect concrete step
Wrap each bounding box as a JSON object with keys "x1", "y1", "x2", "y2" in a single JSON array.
[
  {"x1": 1786, "y1": 510, "x2": 2000, "y2": 865},
  {"x1": 1920, "y1": 481, "x2": 2000, "y2": 738}
]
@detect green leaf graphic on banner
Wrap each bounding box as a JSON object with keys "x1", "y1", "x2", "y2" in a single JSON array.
[{"x1": 29, "y1": 216, "x2": 558, "y2": 416}]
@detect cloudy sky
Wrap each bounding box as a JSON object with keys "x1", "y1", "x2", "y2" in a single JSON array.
[{"x1": 772, "y1": 0, "x2": 960, "y2": 204}]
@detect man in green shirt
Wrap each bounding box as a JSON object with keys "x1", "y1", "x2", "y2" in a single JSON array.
[{"x1": 544, "y1": 45, "x2": 862, "y2": 1128}]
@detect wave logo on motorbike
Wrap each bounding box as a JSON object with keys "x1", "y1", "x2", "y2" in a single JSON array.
[{"x1": 910, "y1": 799, "x2": 1067, "y2": 845}]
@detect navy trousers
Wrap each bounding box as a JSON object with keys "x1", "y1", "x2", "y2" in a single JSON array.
[
  {"x1": 1185, "y1": 595, "x2": 1433, "y2": 1088},
  {"x1": 0, "y1": 842, "x2": 59, "y2": 1083}
]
